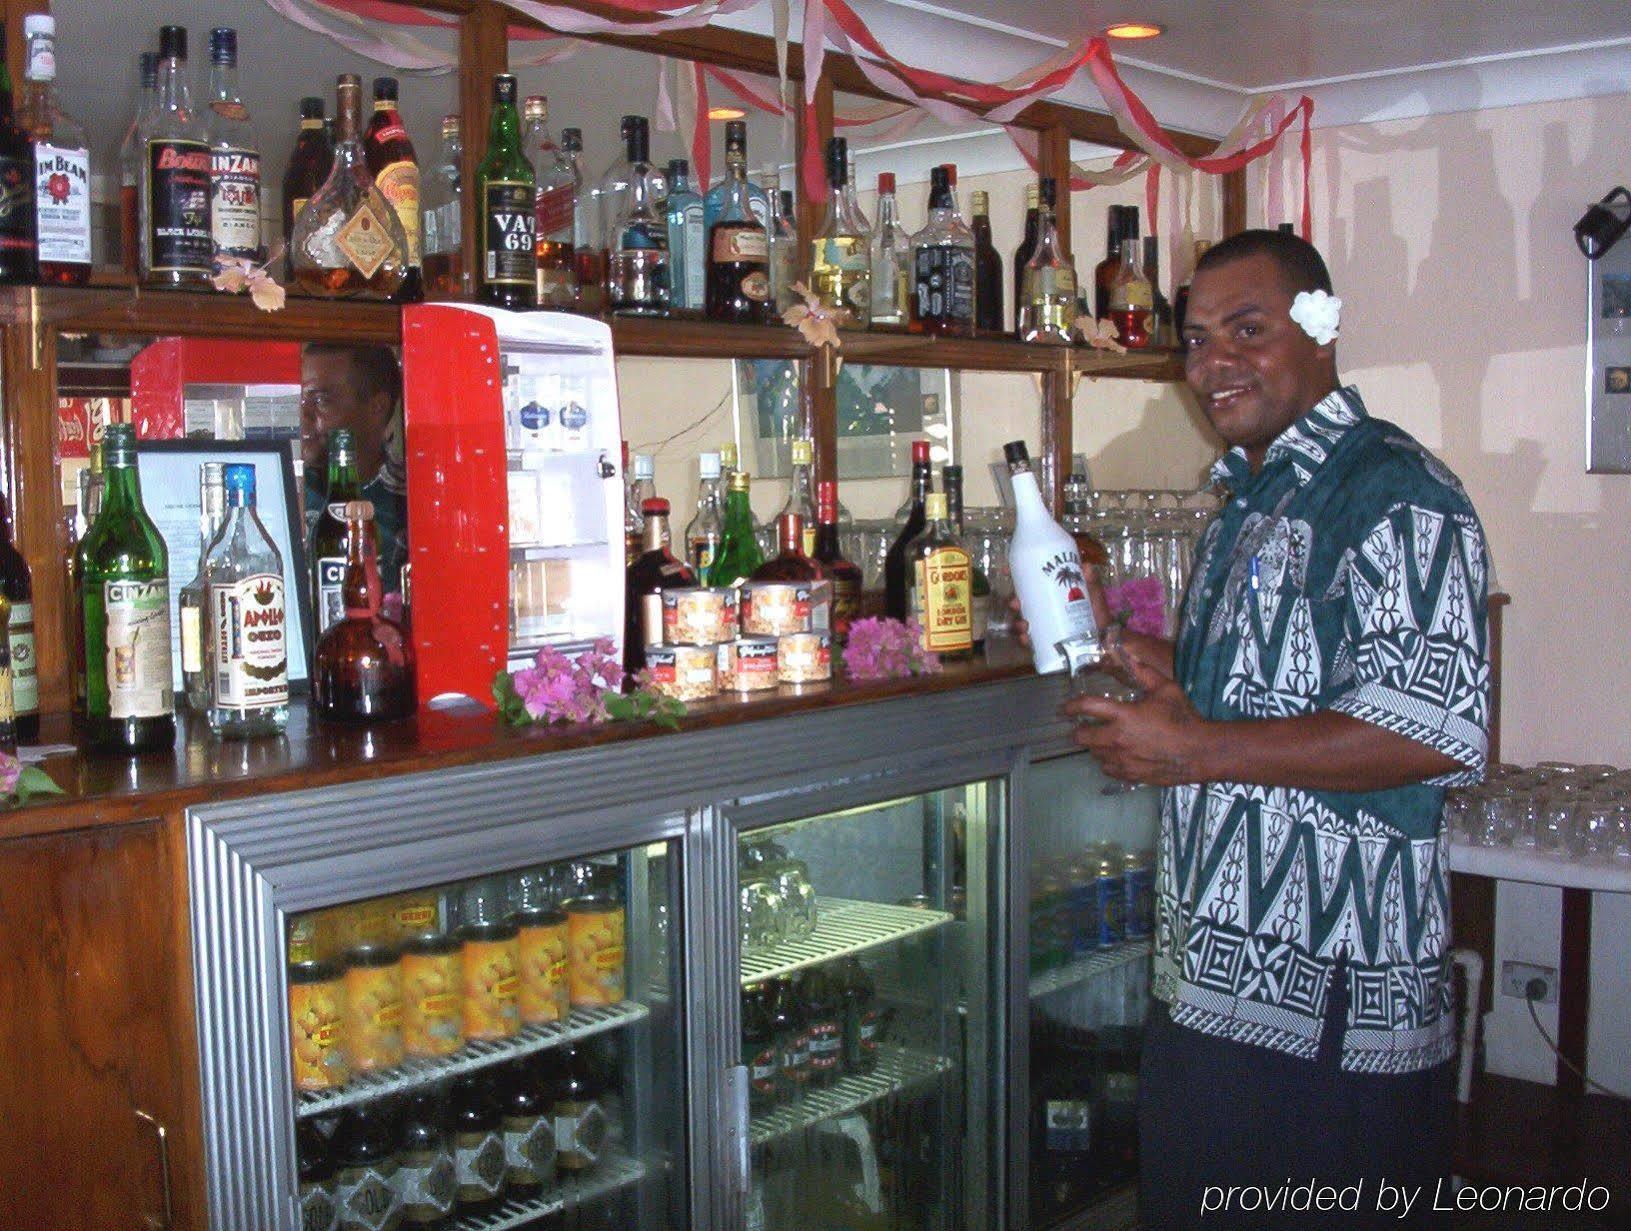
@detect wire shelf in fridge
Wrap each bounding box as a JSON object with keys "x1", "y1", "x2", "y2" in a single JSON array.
[
  {"x1": 1028, "y1": 938, "x2": 1153, "y2": 1000},
  {"x1": 295, "y1": 1000, "x2": 650, "y2": 1119},
  {"x1": 452, "y1": 1151, "x2": 647, "y2": 1231},
  {"x1": 749, "y1": 1044, "x2": 954, "y2": 1146},
  {"x1": 740, "y1": 897, "x2": 953, "y2": 987}
]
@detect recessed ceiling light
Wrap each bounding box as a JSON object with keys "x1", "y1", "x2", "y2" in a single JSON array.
[
  {"x1": 1105, "y1": 20, "x2": 1165, "y2": 39},
  {"x1": 708, "y1": 106, "x2": 747, "y2": 120}
]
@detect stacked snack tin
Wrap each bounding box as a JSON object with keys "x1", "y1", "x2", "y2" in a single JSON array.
[{"x1": 645, "y1": 581, "x2": 834, "y2": 701}]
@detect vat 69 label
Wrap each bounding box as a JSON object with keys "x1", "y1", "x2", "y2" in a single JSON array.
[{"x1": 483, "y1": 181, "x2": 536, "y2": 286}]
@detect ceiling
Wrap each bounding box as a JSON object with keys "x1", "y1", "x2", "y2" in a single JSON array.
[{"x1": 893, "y1": 0, "x2": 1631, "y2": 92}]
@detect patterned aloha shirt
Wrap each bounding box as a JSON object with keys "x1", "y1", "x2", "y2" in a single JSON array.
[{"x1": 1155, "y1": 386, "x2": 1491, "y2": 1074}]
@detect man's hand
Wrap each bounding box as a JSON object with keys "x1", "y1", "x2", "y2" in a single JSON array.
[
  {"x1": 1066, "y1": 654, "x2": 1209, "y2": 786},
  {"x1": 1010, "y1": 562, "x2": 1113, "y2": 651}
]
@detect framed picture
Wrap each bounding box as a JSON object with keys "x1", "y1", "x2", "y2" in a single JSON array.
[
  {"x1": 1586, "y1": 231, "x2": 1631, "y2": 473},
  {"x1": 733, "y1": 359, "x2": 957, "y2": 480},
  {"x1": 135, "y1": 440, "x2": 313, "y2": 692}
]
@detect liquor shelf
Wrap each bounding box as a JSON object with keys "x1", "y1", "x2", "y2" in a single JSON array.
[
  {"x1": 748, "y1": 1044, "x2": 954, "y2": 1147},
  {"x1": 295, "y1": 1000, "x2": 650, "y2": 1119},
  {"x1": 740, "y1": 897, "x2": 954, "y2": 987},
  {"x1": 0, "y1": 283, "x2": 1187, "y2": 378},
  {"x1": 1028, "y1": 938, "x2": 1153, "y2": 1000},
  {"x1": 453, "y1": 1151, "x2": 648, "y2": 1231}
]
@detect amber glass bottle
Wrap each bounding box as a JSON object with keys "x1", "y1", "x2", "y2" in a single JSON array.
[
  {"x1": 811, "y1": 480, "x2": 861, "y2": 643},
  {"x1": 751, "y1": 512, "x2": 824, "y2": 584},
  {"x1": 311, "y1": 500, "x2": 415, "y2": 723},
  {"x1": 363, "y1": 76, "x2": 423, "y2": 302}
]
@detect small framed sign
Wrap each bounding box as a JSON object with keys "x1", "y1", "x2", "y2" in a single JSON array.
[{"x1": 134, "y1": 439, "x2": 313, "y2": 692}]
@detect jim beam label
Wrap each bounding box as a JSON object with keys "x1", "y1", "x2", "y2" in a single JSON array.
[
  {"x1": 336, "y1": 201, "x2": 395, "y2": 280},
  {"x1": 104, "y1": 579, "x2": 173, "y2": 719},
  {"x1": 317, "y1": 556, "x2": 347, "y2": 633},
  {"x1": 209, "y1": 144, "x2": 262, "y2": 261},
  {"x1": 147, "y1": 140, "x2": 213, "y2": 274},
  {"x1": 913, "y1": 547, "x2": 973, "y2": 654},
  {"x1": 34, "y1": 143, "x2": 90, "y2": 264},
  {"x1": 375, "y1": 160, "x2": 422, "y2": 266},
  {"x1": 8, "y1": 601, "x2": 35, "y2": 717},
  {"x1": 483, "y1": 180, "x2": 535, "y2": 286},
  {"x1": 210, "y1": 572, "x2": 289, "y2": 711}
]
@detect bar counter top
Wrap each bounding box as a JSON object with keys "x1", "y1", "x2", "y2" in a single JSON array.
[{"x1": 2, "y1": 651, "x2": 1038, "y2": 841}]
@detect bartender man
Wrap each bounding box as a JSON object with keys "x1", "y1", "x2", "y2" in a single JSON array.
[
  {"x1": 300, "y1": 342, "x2": 409, "y2": 593},
  {"x1": 1022, "y1": 230, "x2": 1490, "y2": 1229}
]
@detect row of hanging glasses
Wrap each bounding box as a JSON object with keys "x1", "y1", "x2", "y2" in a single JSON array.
[{"x1": 1446, "y1": 762, "x2": 1631, "y2": 863}]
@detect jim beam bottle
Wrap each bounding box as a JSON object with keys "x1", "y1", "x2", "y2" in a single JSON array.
[
  {"x1": 476, "y1": 74, "x2": 536, "y2": 310},
  {"x1": 20, "y1": 14, "x2": 91, "y2": 286},
  {"x1": 78, "y1": 423, "x2": 175, "y2": 753},
  {"x1": 141, "y1": 25, "x2": 212, "y2": 289},
  {"x1": 908, "y1": 492, "x2": 974, "y2": 660}
]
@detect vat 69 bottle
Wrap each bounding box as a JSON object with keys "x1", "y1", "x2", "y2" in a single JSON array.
[
  {"x1": 477, "y1": 74, "x2": 535, "y2": 310},
  {"x1": 1004, "y1": 440, "x2": 1102, "y2": 674}
]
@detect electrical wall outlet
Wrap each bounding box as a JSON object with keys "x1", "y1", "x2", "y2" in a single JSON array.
[{"x1": 1501, "y1": 960, "x2": 1558, "y2": 1004}]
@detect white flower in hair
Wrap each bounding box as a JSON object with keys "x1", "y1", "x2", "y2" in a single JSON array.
[{"x1": 1289, "y1": 289, "x2": 1342, "y2": 345}]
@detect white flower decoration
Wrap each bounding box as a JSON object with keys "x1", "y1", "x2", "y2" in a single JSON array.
[{"x1": 1289, "y1": 289, "x2": 1342, "y2": 345}]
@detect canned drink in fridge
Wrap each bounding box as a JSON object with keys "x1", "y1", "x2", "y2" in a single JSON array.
[
  {"x1": 1094, "y1": 856, "x2": 1126, "y2": 948},
  {"x1": 565, "y1": 897, "x2": 626, "y2": 1007},
  {"x1": 459, "y1": 921, "x2": 521, "y2": 1040},
  {"x1": 1067, "y1": 858, "x2": 1101, "y2": 958},
  {"x1": 1122, "y1": 850, "x2": 1153, "y2": 940},
  {"x1": 400, "y1": 933, "x2": 464, "y2": 1058},
  {"x1": 290, "y1": 959, "x2": 348, "y2": 1091},
  {"x1": 516, "y1": 907, "x2": 571, "y2": 1024},
  {"x1": 342, "y1": 944, "x2": 404, "y2": 1073}
]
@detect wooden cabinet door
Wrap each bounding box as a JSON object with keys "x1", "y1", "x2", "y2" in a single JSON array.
[{"x1": 0, "y1": 820, "x2": 199, "y2": 1230}]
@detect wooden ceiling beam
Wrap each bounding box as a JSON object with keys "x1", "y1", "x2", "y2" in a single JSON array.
[{"x1": 417, "y1": 0, "x2": 1223, "y2": 158}]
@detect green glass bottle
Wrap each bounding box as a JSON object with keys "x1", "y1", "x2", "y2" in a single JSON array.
[
  {"x1": 708, "y1": 470, "x2": 763, "y2": 588},
  {"x1": 309, "y1": 428, "x2": 372, "y2": 637},
  {"x1": 79, "y1": 423, "x2": 175, "y2": 752},
  {"x1": 476, "y1": 73, "x2": 536, "y2": 310}
]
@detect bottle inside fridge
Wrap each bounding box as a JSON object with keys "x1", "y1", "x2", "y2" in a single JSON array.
[
  {"x1": 284, "y1": 840, "x2": 684, "y2": 1231},
  {"x1": 734, "y1": 777, "x2": 1003, "y2": 1230},
  {"x1": 1024, "y1": 749, "x2": 1158, "y2": 1227}
]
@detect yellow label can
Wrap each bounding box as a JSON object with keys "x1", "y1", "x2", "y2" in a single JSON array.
[
  {"x1": 343, "y1": 944, "x2": 404, "y2": 1073},
  {"x1": 401, "y1": 933, "x2": 465, "y2": 1058},
  {"x1": 565, "y1": 897, "x2": 626, "y2": 1007},
  {"x1": 516, "y1": 907, "x2": 570, "y2": 1025},
  {"x1": 460, "y1": 923, "x2": 521, "y2": 1040},
  {"x1": 289, "y1": 960, "x2": 348, "y2": 1091}
]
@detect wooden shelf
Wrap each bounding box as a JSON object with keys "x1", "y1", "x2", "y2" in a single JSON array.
[{"x1": 0, "y1": 286, "x2": 1185, "y2": 381}]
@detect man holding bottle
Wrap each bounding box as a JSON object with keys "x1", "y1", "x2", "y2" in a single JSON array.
[
  {"x1": 300, "y1": 343, "x2": 409, "y2": 593},
  {"x1": 1018, "y1": 230, "x2": 1490, "y2": 1229}
]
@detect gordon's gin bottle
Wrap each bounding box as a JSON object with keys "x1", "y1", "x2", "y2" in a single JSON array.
[{"x1": 1004, "y1": 440, "x2": 1102, "y2": 674}]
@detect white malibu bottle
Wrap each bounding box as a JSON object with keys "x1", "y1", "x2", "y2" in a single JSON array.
[{"x1": 1004, "y1": 440, "x2": 1103, "y2": 674}]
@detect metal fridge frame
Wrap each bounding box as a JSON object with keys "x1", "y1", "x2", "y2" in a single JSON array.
[{"x1": 184, "y1": 673, "x2": 1064, "y2": 1231}]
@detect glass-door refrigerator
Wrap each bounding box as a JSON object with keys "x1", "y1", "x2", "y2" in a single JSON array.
[
  {"x1": 722, "y1": 768, "x2": 1008, "y2": 1231},
  {"x1": 188, "y1": 781, "x2": 689, "y2": 1231},
  {"x1": 1017, "y1": 749, "x2": 1160, "y2": 1231}
]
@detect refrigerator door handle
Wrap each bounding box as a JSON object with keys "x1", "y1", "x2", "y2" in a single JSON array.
[
  {"x1": 134, "y1": 1108, "x2": 173, "y2": 1230},
  {"x1": 724, "y1": 1063, "x2": 751, "y2": 1196}
]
